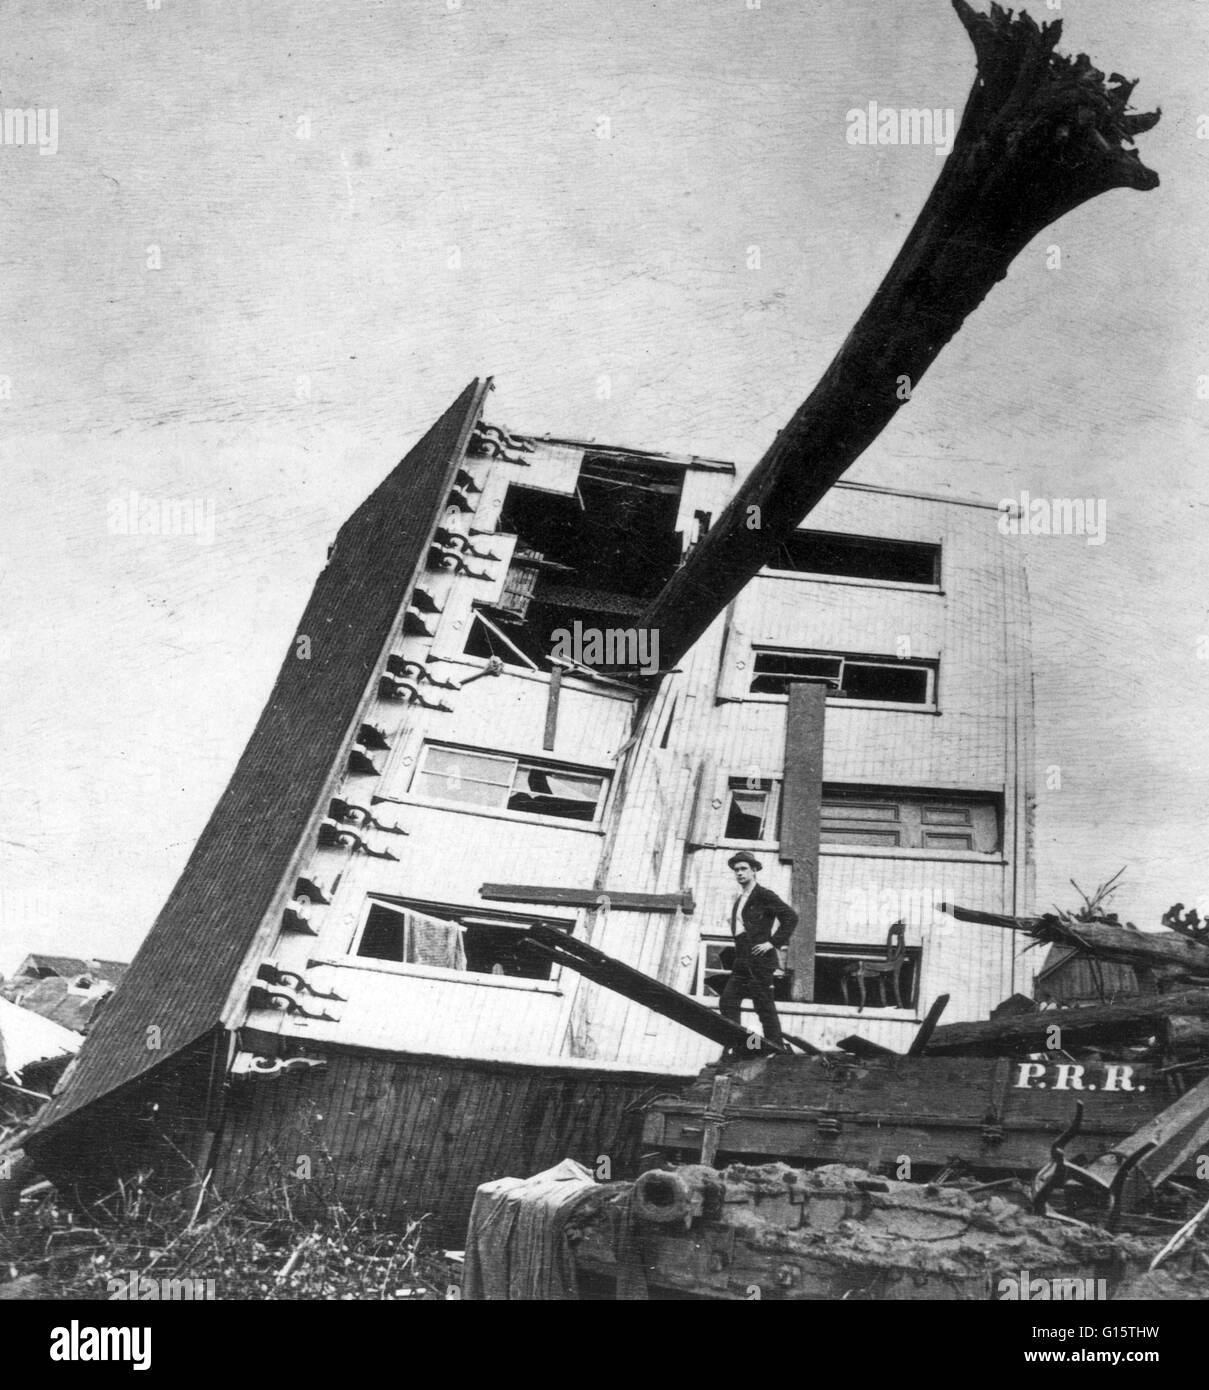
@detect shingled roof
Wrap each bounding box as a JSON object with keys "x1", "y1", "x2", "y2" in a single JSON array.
[
  {"x1": 15, "y1": 956, "x2": 129, "y2": 983},
  {"x1": 28, "y1": 380, "x2": 488, "y2": 1139}
]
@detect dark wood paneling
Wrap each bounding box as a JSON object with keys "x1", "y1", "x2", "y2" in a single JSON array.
[
  {"x1": 781, "y1": 681, "x2": 826, "y2": 1000},
  {"x1": 26, "y1": 1033, "x2": 222, "y2": 1204},
  {"x1": 211, "y1": 1049, "x2": 681, "y2": 1241},
  {"x1": 646, "y1": 1054, "x2": 1176, "y2": 1175},
  {"x1": 543, "y1": 665, "x2": 562, "y2": 751}
]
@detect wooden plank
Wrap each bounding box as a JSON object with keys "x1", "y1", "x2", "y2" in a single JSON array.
[
  {"x1": 938, "y1": 903, "x2": 1036, "y2": 930},
  {"x1": 480, "y1": 884, "x2": 694, "y2": 913},
  {"x1": 524, "y1": 924, "x2": 784, "y2": 1053},
  {"x1": 543, "y1": 665, "x2": 562, "y2": 751},
  {"x1": 699, "y1": 1073, "x2": 732, "y2": 1166},
  {"x1": 781, "y1": 681, "x2": 825, "y2": 1002},
  {"x1": 1085, "y1": 1072, "x2": 1209, "y2": 1192},
  {"x1": 838, "y1": 1035, "x2": 900, "y2": 1060},
  {"x1": 376, "y1": 1063, "x2": 428, "y2": 1217},
  {"x1": 907, "y1": 994, "x2": 951, "y2": 1057}
]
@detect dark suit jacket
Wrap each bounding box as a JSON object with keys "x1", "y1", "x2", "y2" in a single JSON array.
[{"x1": 730, "y1": 883, "x2": 798, "y2": 949}]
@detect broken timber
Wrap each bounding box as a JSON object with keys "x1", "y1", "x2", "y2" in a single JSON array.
[
  {"x1": 922, "y1": 991, "x2": 1209, "y2": 1058},
  {"x1": 640, "y1": 0, "x2": 1160, "y2": 668},
  {"x1": 522, "y1": 924, "x2": 792, "y2": 1056},
  {"x1": 1085, "y1": 1072, "x2": 1209, "y2": 1196},
  {"x1": 940, "y1": 903, "x2": 1209, "y2": 985}
]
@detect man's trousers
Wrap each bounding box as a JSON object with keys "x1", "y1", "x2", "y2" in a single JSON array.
[{"x1": 718, "y1": 944, "x2": 784, "y2": 1047}]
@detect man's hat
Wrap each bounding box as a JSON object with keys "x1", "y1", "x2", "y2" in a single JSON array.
[{"x1": 727, "y1": 852, "x2": 762, "y2": 871}]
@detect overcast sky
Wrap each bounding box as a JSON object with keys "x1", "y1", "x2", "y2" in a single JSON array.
[{"x1": 1, "y1": 0, "x2": 1206, "y2": 974}]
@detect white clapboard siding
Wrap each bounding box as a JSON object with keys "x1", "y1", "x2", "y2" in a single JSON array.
[
  {"x1": 246, "y1": 962, "x2": 570, "y2": 1060},
  {"x1": 254, "y1": 449, "x2": 1033, "y2": 1071}
]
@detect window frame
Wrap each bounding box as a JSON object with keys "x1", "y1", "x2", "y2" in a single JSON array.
[
  {"x1": 347, "y1": 894, "x2": 576, "y2": 986},
  {"x1": 820, "y1": 787, "x2": 1002, "y2": 854},
  {"x1": 762, "y1": 529, "x2": 942, "y2": 590},
  {"x1": 407, "y1": 741, "x2": 612, "y2": 828},
  {"x1": 812, "y1": 940, "x2": 924, "y2": 1011},
  {"x1": 692, "y1": 935, "x2": 792, "y2": 1001},
  {"x1": 691, "y1": 936, "x2": 923, "y2": 1013},
  {"x1": 747, "y1": 647, "x2": 940, "y2": 710},
  {"x1": 694, "y1": 935, "x2": 736, "y2": 999},
  {"x1": 721, "y1": 777, "x2": 783, "y2": 845},
  {"x1": 713, "y1": 780, "x2": 1003, "y2": 857}
]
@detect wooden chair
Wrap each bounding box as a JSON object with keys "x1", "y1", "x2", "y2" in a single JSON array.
[{"x1": 841, "y1": 922, "x2": 908, "y2": 1011}]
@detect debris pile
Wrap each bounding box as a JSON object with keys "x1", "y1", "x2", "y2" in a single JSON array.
[
  {"x1": 933, "y1": 879, "x2": 1209, "y2": 1062},
  {"x1": 0, "y1": 1163, "x2": 451, "y2": 1301},
  {"x1": 567, "y1": 1161, "x2": 1186, "y2": 1300}
]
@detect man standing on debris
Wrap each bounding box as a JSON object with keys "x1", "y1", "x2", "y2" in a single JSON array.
[{"x1": 719, "y1": 852, "x2": 797, "y2": 1051}]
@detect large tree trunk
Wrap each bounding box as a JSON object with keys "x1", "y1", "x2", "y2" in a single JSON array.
[{"x1": 641, "y1": 1, "x2": 1159, "y2": 668}]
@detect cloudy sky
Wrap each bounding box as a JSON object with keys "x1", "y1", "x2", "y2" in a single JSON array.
[{"x1": 1, "y1": 0, "x2": 1206, "y2": 973}]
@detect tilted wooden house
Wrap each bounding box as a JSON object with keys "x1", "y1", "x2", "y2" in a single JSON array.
[{"x1": 26, "y1": 380, "x2": 1034, "y2": 1235}]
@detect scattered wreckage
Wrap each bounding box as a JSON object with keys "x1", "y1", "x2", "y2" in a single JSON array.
[{"x1": 461, "y1": 893, "x2": 1209, "y2": 1298}]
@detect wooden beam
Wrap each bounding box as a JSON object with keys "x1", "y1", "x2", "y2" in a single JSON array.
[
  {"x1": 543, "y1": 665, "x2": 562, "y2": 751},
  {"x1": 699, "y1": 1073, "x2": 732, "y2": 1167},
  {"x1": 480, "y1": 884, "x2": 694, "y2": 913},
  {"x1": 638, "y1": 2, "x2": 1159, "y2": 668},
  {"x1": 907, "y1": 994, "x2": 951, "y2": 1057},
  {"x1": 1085, "y1": 1072, "x2": 1209, "y2": 1193},
  {"x1": 837, "y1": 1034, "x2": 900, "y2": 1060},
  {"x1": 938, "y1": 903, "x2": 1037, "y2": 931},
  {"x1": 940, "y1": 902, "x2": 1209, "y2": 979},
  {"x1": 924, "y1": 990, "x2": 1209, "y2": 1058},
  {"x1": 522, "y1": 925, "x2": 782, "y2": 1054},
  {"x1": 780, "y1": 682, "x2": 825, "y2": 1001}
]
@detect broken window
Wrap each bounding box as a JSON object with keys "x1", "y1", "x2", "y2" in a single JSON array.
[
  {"x1": 352, "y1": 898, "x2": 571, "y2": 981},
  {"x1": 694, "y1": 937, "x2": 794, "y2": 1002},
  {"x1": 750, "y1": 649, "x2": 937, "y2": 707},
  {"x1": 813, "y1": 942, "x2": 922, "y2": 1010},
  {"x1": 465, "y1": 452, "x2": 685, "y2": 672},
  {"x1": 694, "y1": 934, "x2": 922, "y2": 1011},
  {"x1": 767, "y1": 530, "x2": 940, "y2": 586},
  {"x1": 412, "y1": 743, "x2": 607, "y2": 823},
  {"x1": 356, "y1": 902, "x2": 467, "y2": 971},
  {"x1": 723, "y1": 778, "x2": 781, "y2": 842},
  {"x1": 694, "y1": 935, "x2": 920, "y2": 1009}
]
